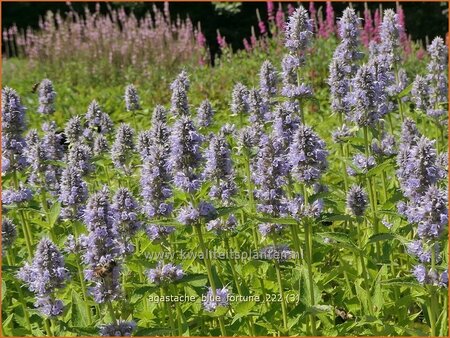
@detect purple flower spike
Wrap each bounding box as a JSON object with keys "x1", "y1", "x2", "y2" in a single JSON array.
[
  {"x1": 17, "y1": 238, "x2": 69, "y2": 317},
  {"x1": 37, "y1": 79, "x2": 56, "y2": 115}
]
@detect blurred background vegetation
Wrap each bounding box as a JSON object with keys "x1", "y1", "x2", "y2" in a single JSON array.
[{"x1": 2, "y1": 1, "x2": 448, "y2": 58}]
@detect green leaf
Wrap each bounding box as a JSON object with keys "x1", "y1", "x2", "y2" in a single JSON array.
[
  {"x1": 397, "y1": 83, "x2": 413, "y2": 99},
  {"x1": 354, "y1": 282, "x2": 369, "y2": 314},
  {"x1": 366, "y1": 159, "x2": 394, "y2": 178},
  {"x1": 2, "y1": 313, "x2": 14, "y2": 336},
  {"x1": 70, "y1": 290, "x2": 88, "y2": 327},
  {"x1": 438, "y1": 305, "x2": 449, "y2": 336},
  {"x1": 234, "y1": 301, "x2": 256, "y2": 316},
  {"x1": 48, "y1": 202, "x2": 61, "y2": 227},
  {"x1": 372, "y1": 265, "x2": 387, "y2": 313},
  {"x1": 182, "y1": 274, "x2": 208, "y2": 287},
  {"x1": 367, "y1": 233, "x2": 395, "y2": 245},
  {"x1": 241, "y1": 260, "x2": 266, "y2": 276},
  {"x1": 216, "y1": 206, "x2": 242, "y2": 217},
  {"x1": 134, "y1": 285, "x2": 159, "y2": 296},
  {"x1": 204, "y1": 306, "x2": 229, "y2": 317},
  {"x1": 320, "y1": 213, "x2": 352, "y2": 222},
  {"x1": 305, "y1": 304, "x2": 333, "y2": 314},
  {"x1": 381, "y1": 277, "x2": 423, "y2": 288},
  {"x1": 2, "y1": 280, "x2": 6, "y2": 301},
  {"x1": 315, "y1": 232, "x2": 360, "y2": 252}
]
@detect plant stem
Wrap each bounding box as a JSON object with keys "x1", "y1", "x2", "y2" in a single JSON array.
[
  {"x1": 285, "y1": 175, "x2": 303, "y2": 259},
  {"x1": 428, "y1": 244, "x2": 438, "y2": 336},
  {"x1": 302, "y1": 185, "x2": 317, "y2": 335},
  {"x1": 290, "y1": 223, "x2": 303, "y2": 260},
  {"x1": 107, "y1": 301, "x2": 117, "y2": 325},
  {"x1": 244, "y1": 148, "x2": 259, "y2": 248},
  {"x1": 358, "y1": 219, "x2": 374, "y2": 316},
  {"x1": 40, "y1": 191, "x2": 57, "y2": 243},
  {"x1": 224, "y1": 237, "x2": 241, "y2": 294},
  {"x1": 162, "y1": 287, "x2": 176, "y2": 335},
  {"x1": 194, "y1": 224, "x2": 227, "y2": 336},
  {"x1": 71, "y1": 221, "x2": 93, "y2": 324},
  {"x1": 363, "y1": 126, "x2": 381, "y2": 260},
  {"x1": 224, "y1": 237, "x2": 255, "y2": 336},
  {"x1": 271, "y1": 239, "x2": 288, "y2": 332},
  {"x1": 50, "y1": 318, "x2": 58, "y2": 336},
  {"x1": 304, "y1": 222, "x2": 317, "y2": 335},
  {"x1": 7, "y1": 251, "x2": 32, "y2": 333},
  {"x1": 44, "y1": 318, "x2": 53, "y2": 336},
  {"x1": 11, "y1": 170, "x2": 34, "y2": 258},
  {"x1": 170, "y1": 284, "x2": 184, "y2": 336}
]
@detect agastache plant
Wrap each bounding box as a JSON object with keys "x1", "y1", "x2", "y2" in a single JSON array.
[
  {"x1": 346, "y1": 185, "x2": 368, "y2": 217},
  {"x1": 59, "y1": 166, "x2": 88, "y2": 220},
  {"x1": 247, "y1": 88, "x2": 268, "y2": 124},
  {"x1": 374, "y1": 9, "x2": 408, "y2": 107},
  {"x1": 2, "y1": 217, "x2": 17, "y2": 252},
  {"x1": 111, "y1": 123, "x2": 135, "y2": 175},
  {"x1": 17, "y1": 238, "x2": 69, "y2": 317},
  {"x1": 84, "y1": 100, "x2": 113, "y2": 140},
  {"x1": 231, "y1": 83, "x2": 250, "y2": 120},
  {"x1": 252, "y1": 134, "x2": 287, "y2": 217},
  {"x1": 346, "y1": 64, "x2": 387, "y2": 126},
  {"x1": 64, "y1": 115, "x2": 84, "y2": 145},
  {"x1": 124, "y1": 84, "x2": 141, "y2": 112},
  {"x1": 83, "y1": 187, "x2": 122, "y2": 303},
  {"x1": 140, "y1": 143, "x2": 173, "y2": 218},
  {"x1": 67, "y1": 142, "x2": 93, "y2": 176},
  {"x1": 111, "y1": 188, "x2": 141, "y2": 254},
  {"x1": 147, "y1": 262, "x2": 184, "y2": 285},
  {"x1": 272, "y1": 102, "x2": 300, "y2": 153},
  {"x1": 288, "y1": 124, "x2": 328, "y2": 185},
  {"x1": 2, "y1": 4, "x2": 449, "y2": 336},
  {"x1": 25, "y1": 131, "x2": 48, "y2": 189},
  {"x1": 197, "y1": 99, "x2": 215, "y2": 128},
  {"x1": 328, "y1": 7, "x2": 363, "y2": 115},
  {"x1": 395, "y1": 114, "x2": 448, "y2": 334},
  {"x1": 37, "y1": 79, "x2": 56, "y2": 115},
  {"x1": 397, "y1": 136, "x2": 443, "y2": 201},
  {"x1": 168, "y1": 115, "x2": 203, "y2": 193},
  {"x1": 259, "y1": 60, "x2": 278, "y2": 104},
  {"x1": 203, "y1": 287, "x2": 230, "y2": 312},
  {"x1": 170, "y1": 70, "x2": 190, "y2": 116},
  {"x1": 99, "y1": 321, "x2": 136, "y2": 337},
  {"x1": 2, "y1": 87, "x2": 28, "y2": 173},
  {"x1": 284, "y1": 6, "x2": 313, "y2": 53},
  {"x1": 281, "y1": 6, "x2": 313, "y2": 107},
  {"x1": 412, "y1": 37, "x2": 448, "y2": 119},
  {"x1": 204, "y1": 133, "x2": 236, "y2": 203}
]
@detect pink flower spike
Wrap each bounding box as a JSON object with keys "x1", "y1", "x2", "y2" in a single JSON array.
[
  {"x1": 325, "y1": 2, "x2": 335, "y2": 37},
  {"x1": 216, "y1": 30, "x2": 227, "y2": 49},
  {"x1": 197, "y1": 31, "x2": 206, "y2": 48},
  {"x1": 373, "y1": 9, "x2": 381, "y2": 42},
  {"x1": 243, "y1": 38, "x2": 252, "y2": 52},
  {"x1": 258, "y1": 21, "x2": 267, "y2": 35},
  {"x1": 309, "y1": 2, "x2": 317, "y2": 25},
  {"x1": 267, "y1": 1, "x2": 275, "y2": 21},
  {"x1": 362, "y1": 7, "x2": 373, "y2": 47},
  {"x1": 275, "y1": 7, "x2": 285, "y2": 31},
  {"x1": 288, "y1": 4, "x2": 295, "y2": 16}
]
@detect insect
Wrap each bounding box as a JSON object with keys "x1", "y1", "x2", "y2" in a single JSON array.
[
  {"x1": 31, "y1": 82, "x2": 40, "y2": 93},
  {"x1": 335, "y1": 307, "x2": 354, "y2": 322},
  {"x1": 92, "y1": 260, "x2": 117, "y2": 278}
]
